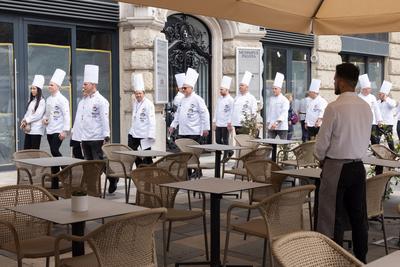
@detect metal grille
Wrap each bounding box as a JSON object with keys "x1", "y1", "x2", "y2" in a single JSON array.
[
  {"x1": 261, "y1": 29, "x2": 314, "y2": 47},
  {"x1": 0, "y1": 0, "x2": 119, "y2": 23}
]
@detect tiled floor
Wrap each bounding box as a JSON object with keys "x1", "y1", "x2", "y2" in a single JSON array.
[{"x1": 1, "y1": 158, "x2": 400, "y2": 266}]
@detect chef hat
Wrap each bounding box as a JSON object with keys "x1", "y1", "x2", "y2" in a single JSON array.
[
  {"x1": 359, "y1": 74, "x2": 371, "y2": 89},
  {"x1": 380, "y1": 80, "x2": 392, "y2": 95},
  {"x1": 220, "y1": 76, "x2": 232, "y2": 90},
  {"x1": 240, "y1": 71, "x2": 252, "y2": 86},
  {"x1": 32, "y1": 75, "x2": 45, "y2": 89},
  {"x1": 50, "y1": 69, "x2": 66, "y2": 87},
  {"x1": 132, "y1": 73, "x2": 145, "y2": 92},
  {"x1": 175, "y1": 73, "x2": 186, "y2": 88},
  {"x1": 183, "y1": 68, "x2": 199, "y2": 88},
  {"x1": 309, "y1": 79, "x2": 321, "y2": 93},
  {"x1": 83, "y1": 64, "x2": 99, "y2": 84},
  {"x1": 273, "y1": 72, "x2": 284, "y2": 88}
]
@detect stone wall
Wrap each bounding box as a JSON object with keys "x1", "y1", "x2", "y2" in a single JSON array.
[{"x1": 388, "y1": 32, "x2": 400, "y2": 101}]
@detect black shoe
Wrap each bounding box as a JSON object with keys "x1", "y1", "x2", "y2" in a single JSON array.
[{"x1": 108, "y1": 179, "x2": 118, "y2": 194}]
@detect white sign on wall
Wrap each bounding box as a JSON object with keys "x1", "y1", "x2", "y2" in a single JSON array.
[
  {"x1": 236, "y1": 47, "x2": 263, "y2": 101},
  {"x1": 154, "y1": 38, "x2": 169, "y2": 103}
]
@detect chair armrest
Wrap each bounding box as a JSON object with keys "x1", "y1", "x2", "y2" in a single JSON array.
[
  {"x1": 138, "y1": 163, "x2": 153, "y2": 168},
  {"x1": 16, "y1": 167, "x2": 32, "y2": 184},
  {"x1": 106, "y1": 159, "x2": 128, "y2": 177},
  {"x1": 226, "y1": 202, "x2": 259, "y2": 229},
  {"x1": 41, "y1": 172, "x2": 55, "y2": 187},
  {"x1": 54, "y1": 233, "x2": 92, "y2": 267},
  {"x1": 0, "y1": 219, "x2": 21, "y2": 257}
]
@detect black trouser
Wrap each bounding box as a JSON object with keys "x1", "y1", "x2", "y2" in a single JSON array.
[
  {"x1": 234, "y1": 126, "x2": 242, "y2": 135},
  {"x1": 216, "y1": 126, "x2": 232, "y2": 158},
  {"x1": 70, "y1": 140, "x2": 84, "y2": 159},
  {"x1": 307, "y1": 126, "x2": 320, "y2": 139},
  {"x1": 24, "y1": 134, "x2": 41, "y2": 150},
  {"x1": 300, "y1": 120, "x2": 309, "y2": 143},
  {"x1": 333, "y1": 161, "x2": 368, "y2": 263},
  {"x1": 370, "y1": 125, "x2": 381, "y2": 145},
  {"x1": 81, "y1": 140, "x2": 104, "y2": 160},
  {"x1": 128, "y1": 134, "x2": 153, "y2": 167},
  {"x1": 397, "y1": 121, "x2": 400, "y2": 143},
  {"x1": 47, "y1": 133, "x2": 63, "y2": 174},
  {"x1": 267, "y1": 130, "x2": 288, "y2": 139}
]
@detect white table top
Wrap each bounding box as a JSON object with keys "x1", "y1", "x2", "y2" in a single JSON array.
[
  {"x1": 113, "y1": 150, "x2": 171, "y2": 158},
  {"x1": 365, "y1": 251, "x2": 400, "y2": 266},
  {"x1": 13, "y1": 157, "x2": 84, "y2": 167},
  {"x1": 7, "y1": 197, "x2": 147, "y2": 225},
  {"x1": 187, "y1": 144, "x2": 246, "y2": 151},
  {"x1": 362, "y1": 156, "x2": 400, "y2": 168},
  {"x1": 273, "y1": 168, "x2": 322, "y2": 179},
  {"x1": 161, "y1": 178, "x2": 270, "y2": 194},
  {"x1": 250, "y1": 138, "x2": 299, "y2": 145}
]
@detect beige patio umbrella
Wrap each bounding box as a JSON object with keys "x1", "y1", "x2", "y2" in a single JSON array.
[{"x1": 120, "y1": 0, "x2": 400, "y2": 34}]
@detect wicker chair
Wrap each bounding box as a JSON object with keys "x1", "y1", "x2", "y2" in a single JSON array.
[
  {"x1": 272, "y1": 231, "x2": 364, "y2": 267},
  {"x1": 223, "y1": 185, "x2": 315, "y2": 267},
  {"x1": 102, "y1": 144, "x2": 136, "y2": 203},
  {"x1": 0, "y1": 185, "x2": 71, "y2": 267},
  {"x1": 366, "y1": 171, "x2": 399, "y2": 255},
  {"x1": 132, "y1": 167, "x2": 209, "y2": 263},
  {"x1": 234, "y1": 134, "x2": 259, "y2": 157},
  {"x1": 141, "y1": 152, "x2": 193, "y2": 209},
  {"x1": 54, "y1": 208, "x2": 166, "y2": 267},
  {"x1": 13, "y1": 149, "x2": 52, "y2": 186},
  {"x1": 175, "y1": 138, "x2": 214, "y2": 178},
  {"x1": 279, "y1": 141, "x2": 317, "y2": 168},
  {"x1": 42, "y1": 160, "x2": 106, "y2": 199},
  {"x1": 370, "y1": 144, "x2": 399, "y2": 160}
]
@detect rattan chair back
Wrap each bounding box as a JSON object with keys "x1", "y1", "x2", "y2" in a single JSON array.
[
  {"x1": 151, "y1": 153, "x2": 192, "y2": 182},
  {"x1": 234, "y1": 134, "x2": 258, "y2": 157},
  {"x1": 102, "y1": 144, "x2": 135, "y2": 176},
  {"x1": 13, "y1": 150, "x2": 52, "y2": 185},
  {"x1": 292, "y1": 141, "x2": 316, "y2": 167},
  {"x1": 175, "y1": 139, "x2": 202, "y2": 165},
  {"x1": 371, "y1": 144, "x2": 398, "y2": 160}
]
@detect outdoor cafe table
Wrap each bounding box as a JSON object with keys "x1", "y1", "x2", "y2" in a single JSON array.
[
  {"x1": 113, "y1": 149, "x2": 171, "y2": 158},
  {"x1": 161, "y1": 178, "x2": 270, "y2": 267},
  {"x1": 362, "y1": 156, "x2": 400, "y2": 169},
  {"x1": 13, "y1": 156, "x2": 84, "y2": 189},
  {"x1": 365, "y1": 250, "x2": 400, "y2": 267},
  {"x1": 250, "y1": 138, "x2": 298, "y2": 162},
  {"x1": 187, "y1": 144, "x2": 246, "y2": 178},
  {"x1": 7, "y1": 196, "x2": 146, "y2": 257}
]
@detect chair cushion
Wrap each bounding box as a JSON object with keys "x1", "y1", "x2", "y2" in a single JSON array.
[
  {"x1": 231, "y1": 218, "x2": 268, "y2": 239},
  {"x1": 2, "y1": 236, "x2": 71, "y2": 258},
  {"x1": 166, "y1": 208, "x2": 204, "y2": 221},
  {"x1": 60, "y1": 252, "x2": 99, "y2": 267}
]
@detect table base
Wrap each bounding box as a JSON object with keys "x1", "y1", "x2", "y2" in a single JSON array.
[{"x1": 72, "y1": 221, "x2": 85, "y2": 256}]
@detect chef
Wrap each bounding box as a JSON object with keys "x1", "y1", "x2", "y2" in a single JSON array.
[
  {"x1": 358, "y1": 74, "x2": 383, "y2": 145},
  {"x1": 213, "y1": 75, "x2": 234, "y2": 158},
  {"x1": 266, "y1": 72, "x2": 290, "y2": 139},
  {"x1": 70, "y1": 88, "x2": 87, "y2": 159},
  {"x1": 228, "y1": 71, "x2": 257, "y2": 134},
  {"x1": 43, "y1": 68, "x2": 70, "y2": 175},
  {"x1": 169, "y1": 68, "x2": 210, "y2": 143},
  {"x1": 298, "y1": 92, "x2": 311, "y2": 142},
  {"x1": 377, "y1": 80, "x2": 396, "y2": 151},
  {"x1": 128, "y1": 73, "x2": 156, "y2": 167},
  {"x1": 305, "y1": 79, "x2": 328, "y2": 139},
  {"x1": 173, "y1": 73, "x2": 185, "y2": 108}
]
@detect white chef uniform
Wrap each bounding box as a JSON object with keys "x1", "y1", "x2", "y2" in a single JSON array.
[
  {"x1": 129, "y1": 97, "x2": 156, "y2": 140},
  {"x1": 214, "y1": 95, "x2": 234, "y2": 127},
  {"x1": 267, "y1": 94, "x2": 290, "y2": 130},
  {"x1": 45, "y1": 91, "x2": 70, "y2": 134},
  {"x1": 305, "y1": 95, "x2": 328, "y2": 127},
  {"x1": 23, "y1": 98, "x2": 46, "y2": 135}
]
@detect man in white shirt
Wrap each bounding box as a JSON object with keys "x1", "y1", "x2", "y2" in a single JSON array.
[
  {"x1": 43, "y1": 69, "x2": 70, "y2": 177},
  {"x1": 358, "y1": 74, "x2": 383, "y2": 145},
  {"x1": 228, "y1": 71, "x2": 257, "y2": 134},
  {"x1": 315, "y1": 63, "x2": 372, "y2": 263},
  {"x1": 213, "y1": 76, "x2": 234, "y2": 158},
  {"x1": 266, "y1": 72, "x2": 290, "y2": 139},
  {"x1": 169, "y1": 68, "x2": 210, "y2": 143},
  {"x1": 173, "y1": 73, "x2": 185, "y2": 108},
  {"x1": 377, "y1": 80, "x2": 396, "y2": 151},
  {"x1": 298, "y1": 92, "x2": 311, "y2": 142},
  {"x1": 305, "y1": 79, "x2": 328, "y2": 139},
  {"x1": 128, "y1": 73, "x2": 156, "y2": 167},
  {"x1": 70, "y1": 88, "x2": 87, "y2": 159}
]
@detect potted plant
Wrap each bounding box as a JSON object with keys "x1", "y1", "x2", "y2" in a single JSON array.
[
  {"x1": 71, "y1": 190, "x2": 88, "y2": 212},
  {"x1": 239, "y1": 112, "x2": 260, "y2": 138}
]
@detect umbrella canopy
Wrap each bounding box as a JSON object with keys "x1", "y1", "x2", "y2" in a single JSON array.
[{"x1": 120, "y1": 0, "x2": 400, "y2": 34}]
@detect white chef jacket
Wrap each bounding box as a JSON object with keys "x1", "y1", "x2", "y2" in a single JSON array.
[
  {"x1": 378, "y1": 97, "x2": 397, "y2": 126},
  {"x1": 266, "y1": 94, "x2": 290, "y2": 131},
  {"x1": 213, "y1": 95, "x2": 234, "y2": 127},
  {"x1": 170, "y1": 92, "x2": 210, "y2": 135},
  {"x1": 358, "y1": 93, "x2": 383, "y2": 125},
  {"x1": 298, "y1": 97, "x2": 311, "y2": 121},
  {"x1": 305, "y1": 95, "x2": 328, "y2": 127},
  {"x1": 71, "y1": 97, "x2": 85, "y2": 142},
  {"x1": 173, "y1": 92, "x2": 184, "y2": 107},
  {"x1": 129, "y1": 97, "x2": 156, "y2": 139},
  {"x1": 230, "y1": 92, "x2": 257, "y2": 126},
  {"x1": 397, "y1": 102, "x2": 400, "y2": 121},
  {"x1": 44, "y1": 91, "x2": 70, "y2": 134},
  {"x1": 315, "y1": 92, "x2": 372, "y2": 161},
  {"x1": 80, "y1": 91, "x2": 110, "y2": 141},
  {"x1": 23, "y1": 98, "x2": 46, "y2": 135}
]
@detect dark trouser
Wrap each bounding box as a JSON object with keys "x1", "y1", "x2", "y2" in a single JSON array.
[
  {"x1": 370, "y1": 125, "x2": 381, "y2": 145},
  {"x1": 70, "y1": 140, "x2": 84, "y2": 159},
  {"x1": 333, "y1": 161, "x2": 368, "y2": 263},
  {"x1": 397, "y1": 121, "x2": 400, "y2": 142},
  {"x1": 81, "y1": 140, "x2": 104, "y2": 160},
  {"x1": 267, "y1": 130, "x2": 288, "y2": 140},
  {"x1": 307, "y1": 126, "x2": 320, "y2": 140},
  {"x1": 178, "y1": 134, "x2": 202, "y2": 143},
  {"x1": 128, "y1": 134, "x2": 153, "y2": 167},
  {"x1": 373, "y1": 124, "x2": 394, "y2": 175},
  {"x1": 288, "y1": 124, "x2": 294, "y2": 140},
  {"x1": 24, "y1": 134, "x2": 41, "y2": 150},
  {"x1": 300, "y1": 120, "x2": 309, "y2": 143},
  {"x1": 216, "y1": 126, "x2": 232, "y2": 158},
  {"x1": 234, "y1": 126, "x2": 242, "y2": 135},
  {"x1": 47, "y1": 133, "x2": 63, "y2": 174}
]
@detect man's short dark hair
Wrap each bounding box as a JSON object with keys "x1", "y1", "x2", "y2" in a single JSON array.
[{"x1": 335, "y1": 63, "x2": 360, "y2": 88}]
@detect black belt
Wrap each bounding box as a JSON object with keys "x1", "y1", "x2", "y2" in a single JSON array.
[{"x1": 326, "y1": 157, "x2": 362, "y2": 163}]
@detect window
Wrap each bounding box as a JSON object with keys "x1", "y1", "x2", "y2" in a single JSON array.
[{"x1": 344, "y1": 33, "x2": 389, "y2": 42}]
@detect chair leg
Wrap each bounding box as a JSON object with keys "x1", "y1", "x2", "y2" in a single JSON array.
[
  {"x1": 17, "y1": 259, "x2": 22, "y2": 267},
  {"x1": 267, "y1": 239, "x2": 274, "y2": 267},
  {"x1": 46, "y1": 257, "x2": 50, "y2": 267},
  {"x1": 381, "y1": 214, "x2": 389, "y2": 255},
  {"x1": 127, "y1": 177, "x2": 132, "y2": 203},
  {"x1": 124, "y1": 177, "x2": 128, "y2": 203},
  {"x1": 308, "y1": 195, "x2": 313, "y2": 230},
  {"x1": 222, "y1": 227, "x2": 231, "y2": 266},
  {"x1": 167, "y1": 221, "x2": 172, "y2": 252},
  {"x1": 202, "y1": 214, "x2": 209, "y2": 261},
  {"x1": 187, "y1": 190, "x2": 192, "y2": 210},
  {"x1": 102, "y1": 177, "x2": 107, "y2": 198},
  {"x1": 262, "y1": 239, "x2": 267, "y2": 267},
  {"x1": 162, "y1": 221, "x2": 167, "y2": 267}
]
